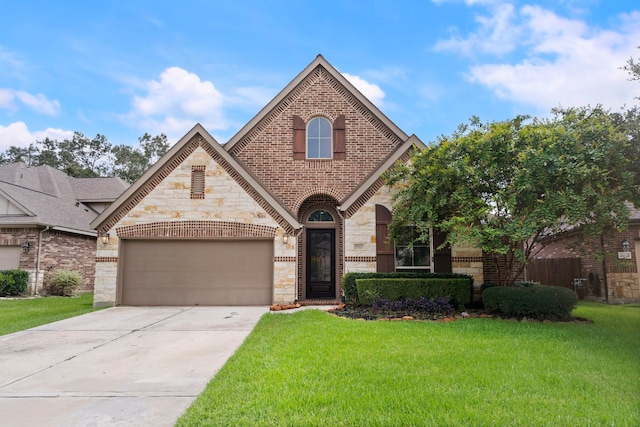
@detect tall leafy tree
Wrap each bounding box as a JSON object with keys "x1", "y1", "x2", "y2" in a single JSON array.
[
  {"x1": 0, "y1": 145, "x2": 36, "y2": 165},
  {"x1": 112, "y1": 133, "x2": 169, "y2": 183},
  {"x1": 385, "y1": 106, "x2": 640, "y2": 286},
  {"x1": 47, "y1": 132, "x2": 112, "y2": 177},
  {"x1": 0, "y1": 132, "x2": 168, "y2": 182},
  {"x1": 623, "y1": 45, "x2": 640, "y2": 88}
]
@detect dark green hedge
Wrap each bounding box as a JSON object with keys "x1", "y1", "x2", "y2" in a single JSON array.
[
  {"x1": 0, "y1": 269, "x2": 29, "y2": 296},
  {"x1": 343, "y1": 272, "x2": 473, "y2": 305},
  {"x1": 355, "y1": 277, "x2": 473, "y2": 308},
  {"x1": 482, "y1": 285, "x2": 578, "y2": 320},
  {"x1": 480, "y1": 281, "x2": 540, "y2": 294}
]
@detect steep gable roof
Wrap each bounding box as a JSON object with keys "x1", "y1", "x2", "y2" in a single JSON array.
[
  {"x1": 91, "y1": 124, "x2": 301, "y2": 234},
  {"x1": 224, "y1": 54, "x2": 409, "y2": 152}
]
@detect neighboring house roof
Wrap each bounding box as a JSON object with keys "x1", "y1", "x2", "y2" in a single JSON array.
[
  {"x1": 70, "y1": 176, "x2": 130, "y2": 202},
  {"x1": 0, "y1": 162, "x2": 129, "y2": 235}
]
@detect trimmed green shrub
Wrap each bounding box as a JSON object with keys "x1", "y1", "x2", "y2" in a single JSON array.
[
  {"x1": 0, "y1": 269, "x2": 29, "y2": 296},
  {"x1": 513, "y1": 280, "x2": 541, "y2": 287},
  {"x1": 46, "y1": 269, "x2": 82, "y2": 297},
  {"x1": 343, "y1": 272, "x2": 473, "y2": 305},
  {"x1": 480, "y1": 282, "x2": 498, "y2": 294},
  {"x1": 482, "y1": 285, "x2": 578, "y2": 320},
  {"x1": 481, "y1": 281, "x2": 539, "y2": 294},
  {"x1": 356, "y1": 277, "x2": 473, "y2": 308}
]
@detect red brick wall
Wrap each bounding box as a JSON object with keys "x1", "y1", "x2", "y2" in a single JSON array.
[
  {"x1": 40, "y1": 231, "x2": 96, "y2": 291},
  {"x1": 231, "y1": 66, "x2": 403, "y2": 215},
  {"x1": 482, "y1": 253, "x2": 525, "y2": 284},
  {"x1": 0, "y1": 228, "x2": 96, "y2": 291}
]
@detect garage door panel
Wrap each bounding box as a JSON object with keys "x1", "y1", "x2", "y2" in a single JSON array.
[
  {"x1": 123, "y1": 287, "x2": 272, "y2": 306},
  {"x1": 121, "y1": 239, "x2": 273, "y2": 306}
]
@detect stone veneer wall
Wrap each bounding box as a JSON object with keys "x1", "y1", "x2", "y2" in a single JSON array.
[
  {"x1": 94, "y1": 146, "x2": 297, "y2": 307},
  {"x1": 344, "y1": 187, "x2": 393, "y2": 273},
  {"x1": 344, "y1": 187, "x2": 485, "y2": 289},
  {"x1": 452, "y1": 244, "x2": 484, "y2": 289},
  {"x1": 1, "y1": 227, "x2": 96, "y2": 294}
]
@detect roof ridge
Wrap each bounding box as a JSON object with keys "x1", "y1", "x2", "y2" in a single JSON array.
[{"x1": 0, "y1": 179, "x2": 73, "y2": 200}]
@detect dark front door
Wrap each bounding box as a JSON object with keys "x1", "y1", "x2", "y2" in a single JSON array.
[{"x1": 306, "y1": 229, "x2": 335, "y2": 299}]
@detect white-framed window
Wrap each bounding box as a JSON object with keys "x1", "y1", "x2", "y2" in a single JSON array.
[
  {"x1": 395, "y1": 227, "x2": 432, "y2": 271},
  {"x1": 306, "y1": 117, "x2": 332, "y2": 159}
]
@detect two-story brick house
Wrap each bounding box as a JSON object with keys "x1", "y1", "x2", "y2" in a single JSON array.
[{"x1": 91, "y1": 55, "x2": 484, "y2": 307}]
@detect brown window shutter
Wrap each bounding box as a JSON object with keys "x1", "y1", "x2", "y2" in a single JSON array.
[
  {"x1": 433, "y1": 229, "x2": 452, "y2": 273},
  {"x1": 293, "y1": 115, "x2": 305, "y2": 160},
  {"x1": 375, "y1": 204, "x2": 394, "y2": 272},
  {"x1": 333, "y1": 114, "x2": 345, "y2": 160}
]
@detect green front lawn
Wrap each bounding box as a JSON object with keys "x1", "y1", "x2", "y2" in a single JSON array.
[
  {"x1": 177, "y1": 302, "x2": 640, "y2": 427},
  {"x1": 0, "y1": 293, "x2": 101, "y2": 336}
]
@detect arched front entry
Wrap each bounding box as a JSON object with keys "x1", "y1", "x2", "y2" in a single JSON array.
[{"x1": 297, "y1": 196, "x2": 342, "y2": 302}]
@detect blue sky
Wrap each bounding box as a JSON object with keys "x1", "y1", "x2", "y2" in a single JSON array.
[{"x1": 1, "y1": 0, "x2": 639, "y2": 151}]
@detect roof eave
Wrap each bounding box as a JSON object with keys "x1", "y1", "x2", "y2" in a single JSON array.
[
  {"x1": 92, "y1": 124, "x2": 301, "y2": 231},
  {"x1": 338, "y1": 134, "x2": 425, "y2": 212},
  {"x1": 224, "y1": 54, "x2": 409, "y2": 150}
]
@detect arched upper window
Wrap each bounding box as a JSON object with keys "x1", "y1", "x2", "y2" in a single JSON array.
[
  {"x1": 308, "y1": 209, "x2": 334, "y2": 222},
  {"x1": 306, "y1": 117, "x2": 332, "y2": 159}
]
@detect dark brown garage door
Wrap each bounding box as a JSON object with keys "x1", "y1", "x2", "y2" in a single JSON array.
[{"x1": 120, "y1": 239, "x2": 273, "y2": 306}]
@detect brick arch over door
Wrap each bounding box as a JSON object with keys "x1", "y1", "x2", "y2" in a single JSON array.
[{"x1": 292, "y1": 186, "x2": 344, "y2": 216}]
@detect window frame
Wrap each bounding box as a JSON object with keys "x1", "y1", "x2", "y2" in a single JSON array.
[
  {"x1": 394, "y1": 226, "x2": 433, "y2": 272},
  {"x1": 306, "y1": 117, "x2": 333, "y2": 159}
]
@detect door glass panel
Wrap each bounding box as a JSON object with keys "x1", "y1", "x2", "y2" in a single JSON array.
[{"x1": 309, "y1": 231, "x2": 332, "y2": 282}]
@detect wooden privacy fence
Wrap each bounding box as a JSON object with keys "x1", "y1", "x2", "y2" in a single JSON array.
[{"x1": 527, "y1": 258, "x2": 583, "y2": 289}]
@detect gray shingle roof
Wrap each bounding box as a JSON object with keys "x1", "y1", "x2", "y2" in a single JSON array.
[{"x1": 0, "y1": 162, "x2": 129, "y2": 234}]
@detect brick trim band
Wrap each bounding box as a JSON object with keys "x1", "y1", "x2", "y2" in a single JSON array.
[
  {"x1": 452, "y1": 257, "x2": 483, "y2": 263},
  {"x1": 96, "y1": 257, "x2": 118, "y2": 263},
  {"x1": 116, "y1": 221, "x2": 278, "y2": 238},
  {"x1": 345, "y1": 256, "x2": 377, "y2": 263}
]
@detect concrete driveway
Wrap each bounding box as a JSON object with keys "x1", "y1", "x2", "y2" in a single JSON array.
[{"x1": 0, "y1": 306, "x2": 269, "y2": 427}]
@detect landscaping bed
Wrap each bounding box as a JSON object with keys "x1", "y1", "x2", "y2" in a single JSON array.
[{"x1": 328, "y1": 303, "x2": 592, "y2": 323}]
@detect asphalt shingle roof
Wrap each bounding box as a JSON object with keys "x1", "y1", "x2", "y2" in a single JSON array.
[{"x1": 0, "y1": 162, "x2": 129, "y2": 233}]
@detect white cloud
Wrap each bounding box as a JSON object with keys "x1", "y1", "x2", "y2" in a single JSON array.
[
  {"x1": 0, "y1": 122, "x2": 74, "y2": 151},
  {"x1": 0, "y1": 89, "x2": 61, "y2": 116},
  {"x1": 342, "y1": 73, "x2": 386, "y2": 107},
  {"x1": 127, "y1": 67, "x2": 226, "y2": 138},
  {"x1": 435, "y1": 3, "x2": 640, "y2": 111},
  {"x1": 229, "y1": 86, "x2": 275, "y2": 110},
  {"x1": 434, "y1": 2, "x2": 519, "y2": 56}
]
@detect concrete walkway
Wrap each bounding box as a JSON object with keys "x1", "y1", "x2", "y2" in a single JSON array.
[{"x1": 0, "y1": 306, "x2": 269, "y2": 427}]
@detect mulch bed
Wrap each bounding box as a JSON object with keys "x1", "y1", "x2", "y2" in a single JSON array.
[{"x1": 327, "y1": 304, "x2": 592, "y2": 323}]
